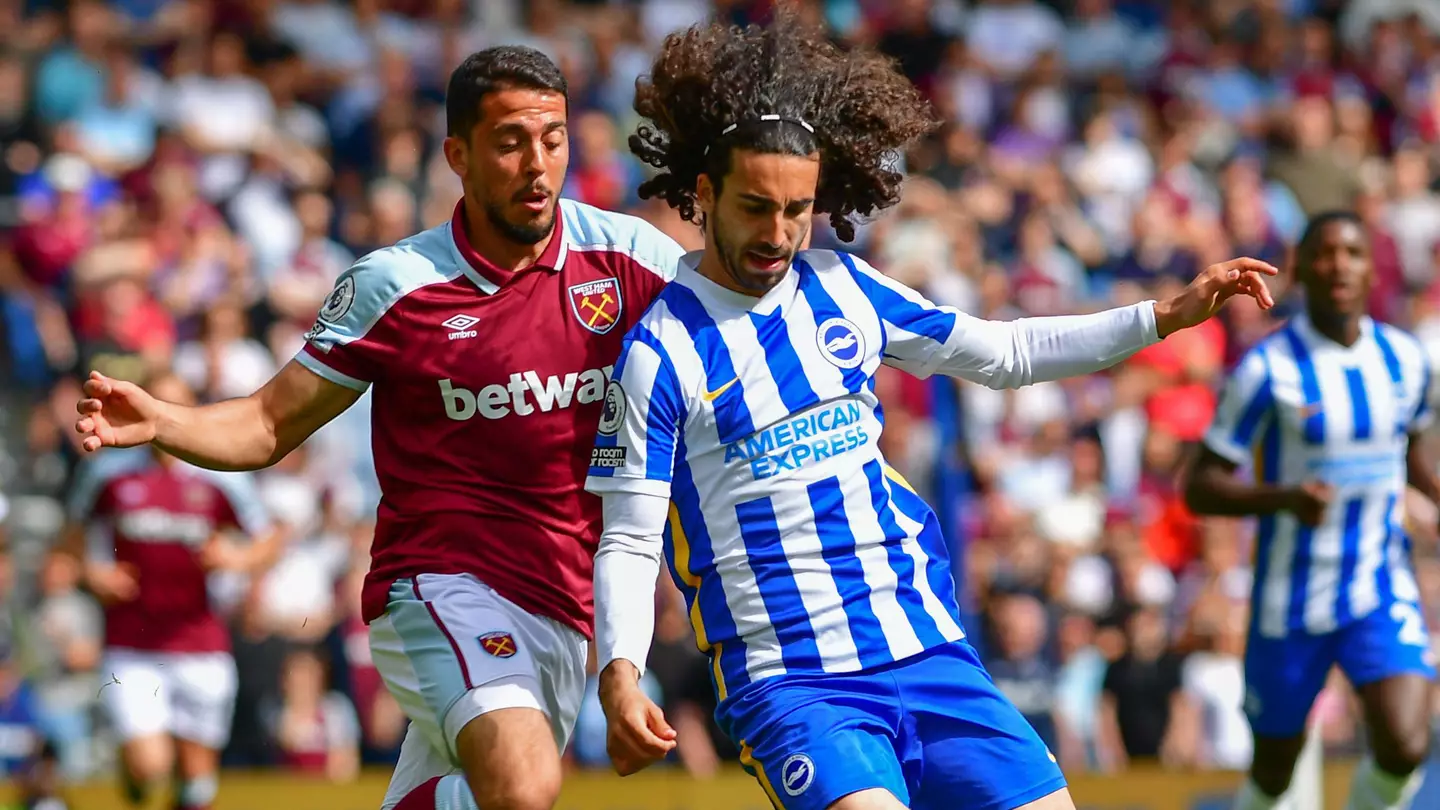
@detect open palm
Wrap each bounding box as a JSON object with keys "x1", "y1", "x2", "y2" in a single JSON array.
[{"x1": 75, "y1": 372, "x2": 161, "y2": 452}]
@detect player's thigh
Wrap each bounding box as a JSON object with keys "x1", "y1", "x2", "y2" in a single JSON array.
[
  {"x1": 1338, "y1": 604, "x2": 1438, "y2": 767},
  {"x1": 896, "y1": 642, "x2": 1066, "y2": 810},
  {"x1": 368, "y1": 574, "x2": 583, "y2": 805},
  {"x1": 1242, "y1": 630, "x2": 1336, "y2": 739},
  {"x1": 166, "y1": 652, "x2": 239, "y2": 751},
  {"x1": 100, "y1": 649, "x2": 172, "y2": 743},
  {"x1": 721, "y1": 675, "x2": 908, "y2": 810},
  {"x1": 827, "y1": 789, "x2": 908, "y2": 810}
]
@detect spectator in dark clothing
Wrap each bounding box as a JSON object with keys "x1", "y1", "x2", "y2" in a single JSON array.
[
  {"x1": 984, "y1": 592, "x2": 1060, "y2": 754},
  {"x1": 1097, "y1": 606, "x2": 1198, "y2": 771}
]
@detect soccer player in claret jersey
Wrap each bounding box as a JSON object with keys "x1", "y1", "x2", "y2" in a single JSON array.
[
  {"x1": 1186, "y1": 212, "x2": 1439, "y2": 810},
  {"x1": 73, "y1": 48, "x2": 682, "y2": 810},
  {"x1": 585, "y1": 14, "x2": 1278, "y2": 810},
  {"x1": 63, "y1": 374, "x2": 278, "y2": 810}
]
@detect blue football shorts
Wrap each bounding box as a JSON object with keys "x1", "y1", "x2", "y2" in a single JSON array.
[
  {"x1": 717, "y1": 640, "x2": 1066, "y2": 810},
  {"x1": 1244, "y1": 598, "x2": 1437, "y2": 738}
]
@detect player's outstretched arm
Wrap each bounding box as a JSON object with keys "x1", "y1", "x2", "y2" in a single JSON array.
[
  {"x1": 74, "y1": 360, "x2": 362, "y2": 471},
  {"x1": 852, "y1": 252, "x2": 1277, "y2": 389},
  {"x1": 593, "y1": 492, "x2": 678, "y2": 776}
]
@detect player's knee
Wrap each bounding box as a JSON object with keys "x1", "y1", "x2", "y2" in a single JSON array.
[
  {"x1": 1248, "y1": 738, "x2": 1306, "y2": 797},
  {"x1": 455, "y1": 708, "x2": 563, "y2": 810},
  {"x1": 1372, "y1": 724, "x2": 1431, "y2": 775},
  {"x1": 473, "y1": 778, "x2": 562, "y2": 810}
]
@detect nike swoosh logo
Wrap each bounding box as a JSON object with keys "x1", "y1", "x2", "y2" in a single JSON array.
[{"x1": 703, "y1": 377, "x2": 739, "y2": 402}]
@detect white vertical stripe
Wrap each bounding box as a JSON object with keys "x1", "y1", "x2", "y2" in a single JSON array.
[
  {"x1": 1259, "y1": 513, "x2": 1299, "y2": 639},
  {"x1": 874, "y1": 476, "x2": 966, "y2": 642},
  {"x1": 836, "y1": 465, "x2": 925, "y2": 660},
  {"x1": 1348, "y1": 494, "x2": 1390, "y2": 619},
  {"x1": 784, "y1": 292, "x2": 850, "y2": 402},
  {"x1": 701, "y1": 491, "x2": 788, "y2": 682},
  {"x1": 714, "y1": 312, "x2": 795, "y2": 434},
  {"x1": 1302, "y1": 516, "x2": 1342, "y2": 635},
  {"x1": 812, "y1": 263, "x2": 885, "y2": 381}
]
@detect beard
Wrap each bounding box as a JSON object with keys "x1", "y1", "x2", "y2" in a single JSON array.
[
  {"x1": 712, "y1": 215, "x2": 795, "y2": 293},
  {"x1": 484, "y1": 194, "x2": 556, "y2": 246}
]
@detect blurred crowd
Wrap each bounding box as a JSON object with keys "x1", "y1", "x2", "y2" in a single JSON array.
[{"x1": 2, "y1": 0, "x2": 1440, "y2": 791}]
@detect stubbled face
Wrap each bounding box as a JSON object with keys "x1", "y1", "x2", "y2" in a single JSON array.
[
  {"x1": 1299, "y1": 219, "x2": 1372, "y2": 321},
  {"x1": 444, "y1": 86, "x2": 568, "y2": 245},
  {"x1": 699, "y1": 150, "x2": 819, "y2": 294}
]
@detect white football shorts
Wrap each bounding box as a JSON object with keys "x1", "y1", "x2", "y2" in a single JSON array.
[
  {"x1": 99, "y1": 648, "x2": 238, "y2": 749},
  {"x1": 368, "y1": 573, "x2": 588, "y2": 810}
]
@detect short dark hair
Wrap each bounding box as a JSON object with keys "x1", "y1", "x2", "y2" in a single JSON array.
[
  {"x1": 629, "y1": 10, "x2": 936, "y2": 242},
  {"x1": 1297, "y1": 210, "x2": 1364, "y2": 257},
  {"x1": 445, "y1": 46, "x2": 568, "y2": 138}
]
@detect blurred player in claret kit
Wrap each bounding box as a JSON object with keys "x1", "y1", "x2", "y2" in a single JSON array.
[
  {"x1": 63, "y1": 374, "x2": 279, "y2": 810},
  {"x1": 1187, "y1": 212, "x2": 1439, "y2": 810},
  {"x1": 73, "y1": 47, "x2": 682, "y2": 810},
  {"x1": 585, "y1": 12, "x2": 1279, "y2": 810}
]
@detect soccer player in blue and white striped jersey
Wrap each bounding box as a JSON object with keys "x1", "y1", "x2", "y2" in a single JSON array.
[
  {"x1": 1187, "y1": 212, "x2": 1440, "y2": 810},
  {"x1": 583, "y1": 14, "x2": 1277, "y2": 810}
]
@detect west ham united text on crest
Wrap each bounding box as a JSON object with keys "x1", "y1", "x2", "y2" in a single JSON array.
[{"x1": 568, "y1": 278, "x2": 623, "y2": 335}]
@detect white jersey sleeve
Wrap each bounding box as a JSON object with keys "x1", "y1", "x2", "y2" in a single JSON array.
[
  {"x1": 584, "y1": 327, "x2": 688, "y2": 498},
  {"x1": 1410, "y1": 353, "x2": 1435, "y2": 434},
  {"x1": 840, "y1": 253, "x2": 1160, "y2": 386},
  {"x1": 592, "y1": 492, "x2": 669, "y2": 677},
  {"x1": 1203, "y1": 347, "x2": 1274, "y2": 466}
]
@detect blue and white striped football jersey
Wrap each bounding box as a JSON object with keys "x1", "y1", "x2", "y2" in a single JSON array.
[
  {"x1": 586, "y1": 250, "x2": 966, "y2": 700},
  {"x1": 585, "y1": 248, "x2": 1159, "y2": 700},
  {"x1": 1205, "y1": 313, "x2": 1434, "y2": 639}
]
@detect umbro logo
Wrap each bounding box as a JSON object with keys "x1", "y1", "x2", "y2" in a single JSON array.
[{"x1": 444, "y1": 314, "x2": 479, "y2": 341}]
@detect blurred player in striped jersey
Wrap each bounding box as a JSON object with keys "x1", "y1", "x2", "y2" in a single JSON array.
[
  {"x1": 1187, "y1": 211, "x2": 1439, "y2": 810},
  {"x1": 584, "y1": 13, "x2": 1277, "y2": 810}
]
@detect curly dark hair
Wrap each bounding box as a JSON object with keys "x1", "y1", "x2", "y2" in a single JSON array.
[{"x1": 629, "y1": 11, "x2": 935, "y2": 242}]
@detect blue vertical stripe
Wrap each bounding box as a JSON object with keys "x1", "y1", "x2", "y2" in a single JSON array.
[
  {"x1": 887, "y1": 480, "x2": 963, "y2": 624},
  {"x1": 734, "y1": 497, "x2": 823, "y2": 672},
  {"x1": 863, "y1": 461, "x2": 947, "y2": 649},
  {"x1": 1286, "y1": 522, "x2": 1316, "y2": 632},
  {"x1": 1334, "y1": 497, "x2": 1365, "y2": 626},
  {"x1": 662, "y1": 285, "x2": 756, "y2": 441},
  {"x1": 806, "y1": 477, "x2": 891, "y2": 669},
  {"x1": 1372, "y1": 323, "x2": 1407, "y2": 436},
  {"x1": 795, "y1": 259, "x2": 869, "y2": 394},
  {"x1": 1232, "y1": 362, "x2": 1276, "y2": 448},
  {"x1": 1414, "y1": 357, "x2": 1433, "y2": 428},
  {"x1": 670, "y1": 448, "x2": 750, "y2": 695},
  {"x1": 750, "y1": 309, "x2": 821, "y2": 415},
  {"x1": 1283, "y1": 325, "x2": 1326, "y2": 445},
  {"x1": 836, "y1": 252, "x2": 957, "y2": 348},
  {"x1": 1345, "y1": 367, "x2": 1372, "y2": 441},
  {"x1": 1249, "y1": 422, "x2": 1281, "y2": 630}
]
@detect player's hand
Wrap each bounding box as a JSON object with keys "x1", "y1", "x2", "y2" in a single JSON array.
[
  {"x1": 199, "y1": 537, "x2": 248, "y2": 573},
  {"x1": 75, "y1": 372, "x2": 162, "y2": 452},
  {"x1": 598, "y1": 661, "x2": 677, "y2": 776},
  {"x1": 88, "y1": 563, "x2": 140, "y2": 605},
  {"x1": 1154, "y1": 258, "x2": 1279, "y2": 338},
  {"x1": 1286, "y1": 481, "x2": 1334, "y2": 527}
]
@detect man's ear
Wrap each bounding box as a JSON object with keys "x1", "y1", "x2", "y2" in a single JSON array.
[{"x1": 697, "y1": 173, "x2": 716, "y2": 217}]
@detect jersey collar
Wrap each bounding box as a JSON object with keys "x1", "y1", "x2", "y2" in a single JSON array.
[
  {"x1": 676, "y1": 250, "x2": 798, "y2": 316},
  {"x1": 1293, "y1": 310, "x2": 1375, "y2": 353},
  {"x1": 448, "y1": 199, "x2": 569, "y2": 294}
]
